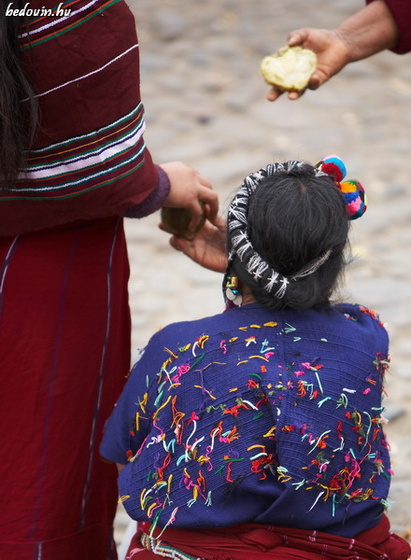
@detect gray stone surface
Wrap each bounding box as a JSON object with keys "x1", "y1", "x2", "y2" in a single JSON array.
[{"x1": 114, "y1": 0, "x2": 411, "y2": 549}]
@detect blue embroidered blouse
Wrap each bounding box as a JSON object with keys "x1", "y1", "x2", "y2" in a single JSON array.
[{"x1": 100, "y1": 302, "x2": 391, "y2": 538}]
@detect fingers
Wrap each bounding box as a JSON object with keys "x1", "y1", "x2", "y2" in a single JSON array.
[
  {"x1": 198, "y1": 184, "x2": 219, "y2": 222},
  {"x1": 287, "y1": 28, "x2": 310, "y2": 47},
  {"x1": 196, "y1": 172, "x2": 212, "y2": 189},
  {"x1": 267, "y1": 86, "x2": 305, "y2": 102},
  {"x1": 307, "y1": 73, "x2": 322, "y2": 90},
  {"x1": 210, "y1": 215, "x2": 227, "y2": 231},
  {"x1": 169, "y1": 233, "x2": 201, "y2": 256},
  {"x1": 183, "y1": 183, "x2": 219, "y2": 231},
  {"x1": 185, "y1": 171, "x2": 219, "y2": 228},
  {"x1": 266, "y1": 87, "x2": 283, "y2": 102},
  {"x1": 287, "y1": 90, "x2": 304, "y2": 100},
  {"x1": 187, "y1": 199, "x2": 207, "y2": 231},
  {"x1": 169, "y1": 235, "x2": 186, "y2": 253}
]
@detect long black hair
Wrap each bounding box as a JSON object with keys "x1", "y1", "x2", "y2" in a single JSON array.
[
  {"x1": 0, "y1": 1, "x2": 38, "y2": 188},
  {"x1": 229, "y1": 163, "x2": 350, "y2": 310}
]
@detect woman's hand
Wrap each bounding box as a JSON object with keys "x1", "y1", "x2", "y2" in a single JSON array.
[
  {"x1": 266, "y1": 28, "x2": 350, "y2": 102},
  {"x1": 159, "y1": 161, "x2": 218, "y2": 231},
  {"x1": 169, "y1": 215, "x2": 228, "y2": 273},
  {"x1": 266, "y1": 0, "x2": 398, "y2": 102}
]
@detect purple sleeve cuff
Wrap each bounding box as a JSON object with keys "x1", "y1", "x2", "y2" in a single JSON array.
[{"x1": 124, "y1": 165, "x2": 171, "y2": 218}]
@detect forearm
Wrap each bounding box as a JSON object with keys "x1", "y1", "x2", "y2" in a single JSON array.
[{"x1": 337, "y1": 0, "x2": 399, "y2": 62}]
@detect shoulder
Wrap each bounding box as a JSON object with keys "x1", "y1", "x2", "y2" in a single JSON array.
[
  {"x1": 332, "y1": 302, "x2": 389, "y2": 345},
  {"x1": 279, "y1": 303, "x2": 389, "y2": 356},
  {"x1": 334, "y1": 302, "x2": 386, "y2": 326}
]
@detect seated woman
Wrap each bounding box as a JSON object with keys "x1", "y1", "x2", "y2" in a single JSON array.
[{"x1": 100, "y1": 156, "x2": 410, "y2": 560}]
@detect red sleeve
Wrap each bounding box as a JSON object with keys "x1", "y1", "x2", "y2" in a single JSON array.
[
  {"x1": 366, "y1": 0, "x2": 411, "y2": 54},
  {"x1": 0, "y1": 0, "x2": 160, "y2": 235}
]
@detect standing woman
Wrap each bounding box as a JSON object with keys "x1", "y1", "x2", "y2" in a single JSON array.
[{"x1": 0, "y1": 2, "x2": 217, "y2": 559}]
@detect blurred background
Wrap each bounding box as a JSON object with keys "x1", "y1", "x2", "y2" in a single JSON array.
[{"x1": 115, "y1": 0, "x2": 411, "y2": 546}]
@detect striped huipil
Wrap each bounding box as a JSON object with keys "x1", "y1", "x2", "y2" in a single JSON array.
[{"x1": 0, "y1": 1, "x2": 160, "y2": 558}]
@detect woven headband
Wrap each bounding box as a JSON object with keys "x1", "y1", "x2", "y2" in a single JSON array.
[{"x1": 226, "y1": 156, "x2": 366, "y2": 300}]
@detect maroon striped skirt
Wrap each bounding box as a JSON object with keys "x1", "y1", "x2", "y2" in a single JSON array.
[{"x1": 0, "y1": 217, "x2": 131, "y2": 559}]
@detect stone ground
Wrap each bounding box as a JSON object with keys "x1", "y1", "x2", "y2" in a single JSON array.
[{"x1": 114, "y1": 0, "x2": 411, "y2": 552}]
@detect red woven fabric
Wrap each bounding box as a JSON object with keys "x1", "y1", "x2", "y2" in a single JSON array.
[
  {"x1": 0, "y1": 218, "x2": 131, "y2": 559},
  {"x1": 126, "y1": 516, "x2": 410, "y2": 560}
]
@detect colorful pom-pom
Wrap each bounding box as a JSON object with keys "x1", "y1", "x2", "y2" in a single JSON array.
[
  {"x1": 340, "y1": 180, "x2": 367, "y2": 220},
  {"x1": 316, "y1": 155, "x2": 367, "y2": 220},
  {"x1": 317, "y1": 155, "x2": 347, "y2": 183}
]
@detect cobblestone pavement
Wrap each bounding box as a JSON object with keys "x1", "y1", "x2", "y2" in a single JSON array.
[{"x1": 114, "y1": 0, "x2": 411, "y2": 550}]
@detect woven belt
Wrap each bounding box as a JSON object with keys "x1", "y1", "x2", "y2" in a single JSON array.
[{"x1": 140, "y1": 532, "x2": 205, "y2": 560}]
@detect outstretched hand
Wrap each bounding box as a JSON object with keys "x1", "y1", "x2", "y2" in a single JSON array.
[
  {"x1": 266, "y1": 1, "x2": 399, "y2": 102},
  {"x1": 169, "y1": 215, "x2": 228, "y2": 274},
  {"x1": 266, "y1": 28, "x2": 349, "y2": 102}
]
